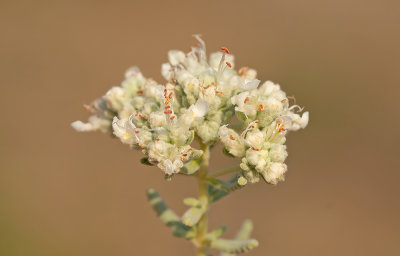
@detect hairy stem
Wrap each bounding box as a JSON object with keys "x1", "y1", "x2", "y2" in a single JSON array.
[{"x1": 196, "y1": 142, "x2": 210, "y2": 256}]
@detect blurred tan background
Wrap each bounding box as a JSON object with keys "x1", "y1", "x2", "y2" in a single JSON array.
[{"x1": 1, "y1": 0, "x2": 399, "y2": 255}]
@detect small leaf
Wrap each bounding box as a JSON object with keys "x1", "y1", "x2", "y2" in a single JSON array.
[
  {"x1": 211, "y1": 238, "x2": 259, "y2": 254},
  {"x1": 208, "y1": 175, "x2": 244, "y2": 203},
  {"x1": 235, "y1": 220, "x2": 253, "y2": 240},
  {"x1": 220, "y1": 220, "x2": 254, "y2": 256},
  {"x1": 183, "y1": 197, "x2": 201, "y2": 207},
  {"x1": 181, "y1": 205, "x2": 206, "y2": 226},
  {"x1": 180, "y1": 158, "x2": 202, "y2": 175},
  {"x1": 146, "y1": 188, "x2": 195, "y2": 239},
  {"x1": 140, "y1": 157, "x2": 153, "y2": 166},
  {"x1": 206, "y1": 226, "x2": 227, "y2": 240},
  {"x1": 222, "y1": 147, "x2": 235, "y2": 158}
]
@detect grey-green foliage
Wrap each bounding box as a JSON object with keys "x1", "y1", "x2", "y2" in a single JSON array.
[
  {"x1": 208, "y1": 175, "x2": 244, "y2": 203},
  {"x1": 220, "y1": 220, "x2": 256, "y2": 256},
  {"x1": 146, "y1": 188, "x2": 195, "y2": 239},
  {"x1": 182, "y1": 204, "x2": 206, "y2": 227}
]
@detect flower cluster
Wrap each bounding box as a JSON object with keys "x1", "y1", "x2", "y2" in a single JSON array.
[{"x1": 72, "y1": 36, "x2": 308, "y2": 183}]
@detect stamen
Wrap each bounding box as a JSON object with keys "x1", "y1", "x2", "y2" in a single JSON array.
[
  {"x1": 182, "y1": 153, "x2": 187, "y2": 156},
  {"x1": 139, "y1": 114, "x2": 147, "y2": 119},
  {"x1": 220, "y1": 47, "x2": 230, "y2": 54},
  {"x1": 226, "y1": 61, "x2": 232, "y2": 68},
  {"x1": 188, "y1": 148, "x2": 193, "y2": 152},
  {"x1": 230, "y1": 135, "x2": 235, "y2": 140},
  {"x1": 204, "y1": 84, "x2": 210, "y2": 89},
  {"x1": 164, "y1": 110, "x2": 172, "y2": 114},
  {"x1": 135, "y1": 130, "x2": 139, "y2": 134},
  {"x1": 168, "y1": 92, "x2": 173, "y2": 98},
  {"x1": 216, "y1": 90, "x2": 223, "y2": 95},
  {"x1": 276, "y1": 121, "x2": 285, "y2": 134},
  {"x1": 257, "y1": 104, "x2": 263, "y2": 112},
  {"x1": 137, "y1": 143, "x2": 144, "y2": 149},
  {"x1": 135, "y1": 110, "x2": 139, "y2": 116},
  {"x1": 211, "y1": 82, "x2": 216, "y2": 85},
  {"x1": 83, "y1": 105, "x2": 91, "y2": 112},
  {"x1": 244, "y1": 97, "x2": 249, "y2": 103},
  {"x1": 251, "y1": 147, "x2": 259, "y2": 151},
  {"x1": 171, "y1": 78, "x2": 177, "y2": 83},
  {"x1": 156, "y1": 138, "x2": 160, "y2": 141},
  {"x1": 137, "y1": 90, "x2": 144, "y2": 96},
  {"x1": 169, "y1": 116, "x2": 175, "y2": 120},
  {"x1": 165, "y1": 106, "x2": 171, "y2": 109}
]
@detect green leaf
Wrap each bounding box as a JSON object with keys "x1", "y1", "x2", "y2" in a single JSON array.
[
  {"x1": 146, "y1": 188, "x2": 195, "y2": 239},
  {"x1": 234, "y1": 220, "x2": 253, "y2": 240},
  {"x1": 208, "y1": 175, "x2": 243, "y2": 203},
  {"x1": 222, "y1": 147, "x2": 235, "y2": 158},
  {"x1": 181, "y1": 205, "x2": 206, "y2": 227},
  {"x1": 210, "y1": 238, "x2": 259, "y2": 254},
  {"x1": 140, "y1": 157, "x2": 153, "y2": 166},
  {"x1": 220, "y1": 220, "x2": 254, "y2": 256},
  {"x1": 180, "y1": 158, "x2": 202, "y2": 175},
  {"x1": 206, "y1": 226, "x2": 227, "y2": 240}
]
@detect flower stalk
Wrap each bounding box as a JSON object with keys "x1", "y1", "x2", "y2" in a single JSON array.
[{"x1": 196, "y1": 142, "x2": 210, "y2": 255}]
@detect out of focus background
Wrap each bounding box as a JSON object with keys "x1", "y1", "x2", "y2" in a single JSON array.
[{"x1": 1, "y1": 0, "x2": 399, "y2": 255}]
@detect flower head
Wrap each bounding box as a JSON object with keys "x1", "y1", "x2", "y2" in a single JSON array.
[{"x1": 72, "y1": 36, "x2": 309, "y2": 182}]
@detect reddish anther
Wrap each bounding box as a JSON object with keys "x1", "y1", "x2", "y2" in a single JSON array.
[
  {"x1": 204, "y1": 85, "x2": 210, "y2": 89},
  {"x1": 139, "y1": 114, "x2": 146, "y2": 118},
  {"x1": 135, "y1": 130, "x2": 139, "y2": 134},
  {"x1": 165, "y1": 105, "x2": 171, "y2": 109},
  {"x1": 170, "y1": 116, "x2": 175, "y2": 120},
  {"x1": 168, "y1": 92, "x2": 173, "y2": 98},
  {"x1": 137, "y1": 90, "x2": 144, "y2": 95},
  {"x1": 220, "y1": 46, "x2": 230, "y2": 54},
  {"x1": 257, "y1": 104, "x2": 263, "y2": 112},
  {"x1": 164, "y1": 110, "x2": 172, "y2": 114},
  {"x1": 230, "y1": 135, "x2": 235, "y2": 140},
  {"x1": 244, "y1": 97, "x2": 249, "y2": 103},
  {"x1": 251, "y1": 147, "x2": 259, "y2": 151},
  {"x1": 226, "y1": 61, "x2": 232, "y2": 68}
]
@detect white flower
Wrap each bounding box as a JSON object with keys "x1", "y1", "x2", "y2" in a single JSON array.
[
  {"x1": 71, "y1": 115, "x2": 110, "y2": 132},
  {"x1": 239, "y1": 78, "x2": 260, "y2": 91},
  {"x1": 191, "y1": 99, "x2": 209, "y2": 117},
  {"x1": 261, "y1": 163, "x2": 287, "y2": 185},
  {"x1": 162, "y1": 159, "x2": 184, "y2": 175},
  {"x1": 104, "y1": 86, "x2": 125, "y2": 111},
  {"x1": 218, "y1": 125, "x2": 246, "y2": 157},
  {"x1": 244, "y1": 129, "x2": 265, "y2": 150},
  {"x1": 245, "y1": 149, "x2": 269, "y2": 172},
  {"x1": 168, "y1": 50, "x2": 186, "y2": 66},
  {"x1": 287, "y1": 111, "x2": 309, "y2": 131},
  {"x1": 112, "y1": 116, "x2": 138, "y2": 145},
  {"x1": 269, "y1": 144, "x2": 288, "y2": 162},
  {"x1": 125, "y1": 66, "x2": 142, "y2": 78},
  {"x1": 231, "y1": 91, "x2": 257, "y2": 118}
]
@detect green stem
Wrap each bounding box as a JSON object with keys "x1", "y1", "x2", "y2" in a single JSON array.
[
  {"x1": 196, "y1": 142, "x2": 210, "y2": 256},
  {"x1": 207, "y1": 165, "x2": 241, "y2": 179}
]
